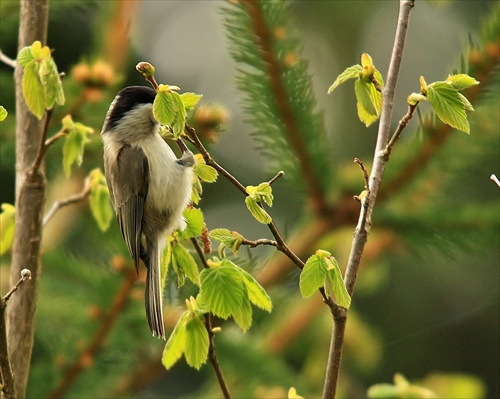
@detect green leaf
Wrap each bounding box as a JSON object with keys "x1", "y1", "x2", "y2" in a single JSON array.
[
  {"x1": 245, "y1": 196, "x2": 272, "y2": 224},
  {"x1": 232, "y1": 294, "x2": 253, "y2": 332},
  {"x1": 62, "y1": 116, "x2": 92, "y2": 177},
  {"x1": 0, "y1": 203, "x2": 16, "y2": 255},
  {"x1": 327, "y1": 65, "x2": 362, "y2": 93},
  {"x1": 17, "y1": 46, "x2": 34, "y2": 67},
  {"x1": 198, "y1": 263, "x2": 245, "y2": 319},
  {"x1": 42, "y1": 58, "x2": 65, "y2": 109},
  {"x1": 325, "y1": 257, "x2": 351, "y2": 309},
  {"x1": 193, "y1": 155, "x2": 218, "y2": 183},
  {"x1": 458, "y1": 92, "x2": 474, "y2": 111},
  {"x1": 178, "y1": 207, "x2": 204, "y2": 239},
  {"x1": 171, "y1": 91, "x2": 187, "y2": 138},
  {"x1": 162, "y1": 311, "x2": 189, "y2": 369},
  {"x1": 445, "y1": 74, "x2": 479, "y2": 91},
  {"x1": 88, "y1": 168, "x2": 113, "y2": 232},
  {"x1": 238, "y1": 267, "x2": 272, "y2": 312},
  {"x1": 427, "y1": 82, "x2": 470, "y2": 133},
  {"x1": 184, "y1": 312, "x2": 209, "y2": 369},
  {"x1": 246, "y1": 182, "x2": 273, "y2": 206},
  {"x1": 355, "y1": 78, "x2": 381, "y2": 127},
  {"x1": 209, "y1": 228, "x2": 244, "y2": 257},
  {"x1": 22, "y1": 61, "x2": 45, "y2": 119},
  {"x1": 153, "y1": 89, "x2": 175, "y2": 126},
  {"x1": 160, "y1": 240, "x2": 172, "y2": 294},
  {"x1": 181, "y1": 92, "x2": 203, "y2": 111},
  {"x1": 367, "y1": 384, "x2": 400, "y2": 398},
  {"x1": 172, "y1": 243, "x2": 200, "y2": 286},
  {"x1": 299, "y1": 252, "x2": 329, "y2": 298},
  {"x1": 0, "y1": 106, "x2": 7, "y2": 122}
]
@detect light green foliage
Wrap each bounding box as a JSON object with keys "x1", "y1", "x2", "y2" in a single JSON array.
[
  {"x1": 328, "y1": 53, "x2": 384, "y2": 127},
  {"x1": 0, "y1": 203, "x2": 16, "y2": 255},
  {"x1": 61, "y1": 115, "x2": 93, "y2": 177},
  {"x1": 245, "y1": 183, "x2": 274, "y2": 224},
  {"x1": 198, "y1": 259, "x2": 272, "y2": 331},
  {"x1": 299, "y1": 250, "x2": 351, "y2": 308},
  {"x1": 162, "y1": 298, "x2": 209, "y2": 370},
  {"x1": 209, "y1": 228, "x2": 244, "y2": 257},
  {"x1": 193, "y1": 154, "x2": 218, "y2": 183},
  {"x1": 17, "y1": 41, "x2": 65, "y2": 119},
  {"x1": 0, "y1": 106, "x2": 7, "y2": 122},
  {"x1": 88, "y1": 168, "x2": 113, "y2": 232},
  {"x1": 423, "y1": 74, "x2": 479, "y2": 133},
  {"x1": 172, "y1": 242, "x2": 200, "y2": 287},
  {"x1": 368, "y1": 373, "x2": 437, "y2": 399},
  {"x1": 178, "y1": 207, "x2": 205, "y2": 240},
  {"x1": 153, "y1": 84, "x2": 202, "y2": 138}
]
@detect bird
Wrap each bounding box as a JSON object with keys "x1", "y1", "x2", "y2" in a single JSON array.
[{"x1": 101, "y1": 85, "x2": 194, "y2": 338}]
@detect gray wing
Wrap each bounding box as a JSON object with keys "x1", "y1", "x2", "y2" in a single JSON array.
[{"x1": 105, "y1": 144, "x2": 149, "y2": 271}]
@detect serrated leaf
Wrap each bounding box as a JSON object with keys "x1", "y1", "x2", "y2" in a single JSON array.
[
  {"x1": 245, "y1": 196, "x2": 272, "y2": 224},
  {"x1": 232, "y1": 294, "x2": 253, "y2": 332},
  {"x1": 22, "y1": 61, "x2": 45, "y2": 119},
  {"x1": 355, "y1": 78, "x2": 381, "y2": 127},
  {"x1": 199, "y1": 264, "x2": 245, "y2": 319},
  {"x1": 0, "y1": 203, "x2": 16, "y2": 255},
  {"x1": 62, "y1": 116, "x2": 92, "y2": 177},
  {"x1": 184, "y1": 313, "x2": 209, "y2": 369},
  {"x1": 193, "y1": 155, "x2": 218, "y2": 183},
  {"x1": 326, "y1": 257, "x2": 351, "y2": 309},
  {"x1": 458, "y1": 92, "x2": 474, "y2": 111},
  {"x1": 17, "y1": 46, "x2": 34, "y2": 67},
  {"x1": 327, "y1": 64, "x2": 362, "y2": 93},
  {"x1": 153, "y1": 90, "x2": 175, "y2": 126},
  {"x1": 172, "y1": 243, "x2": 200, "y2": 286},
  {"x1": 210, "y1": 228, "x2": 243, "y2": 257},
  {"x1": 43, "y1": 58, "x2": 65, "y2": 108},
  {"x1": 299, "y1": 253, "x2": 328, "y2": 298},
  {"x1": 160, "y1": 240, "x2": 172, "y2": 293},
  {"x1": 88, "y1": 169, "x2": 113, "y2": 232},
  {"x1": 181, "y1": 92, "x2": 203, "y2": 111},
  {"x1": 427, "y1": 82, "x2": 470, "y2": 133},
  {"x1": 445, "y1": 74, "x2": 479, "y2": 91},
  {"x1": 178, "y1": 207, "x2": 204, "y2": 239},
  {"x1": 0, "y1": 106, "x2": 7, "y2": 122},
  {"x1": 162, "y1": 311, "x2": 189, "y2": 369},
  {"x1": 171, "y1": 91, "x2": 187, "y2": 138},
  {"x1": 238, "y1": 267, "x2": 272, "y2": 312}
]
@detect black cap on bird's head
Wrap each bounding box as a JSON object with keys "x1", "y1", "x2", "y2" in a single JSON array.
[{"x1": 102, "y1": 86, "x2": 156, "y2": 133}]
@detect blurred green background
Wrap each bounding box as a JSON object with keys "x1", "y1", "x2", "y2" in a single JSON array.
[{"x1": 0, "y1": 1, "x2": 498, "y2": 398}]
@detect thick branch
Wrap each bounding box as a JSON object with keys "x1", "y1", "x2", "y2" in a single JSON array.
[
  {"x1": 323, "y1": 1, "x2": 415, "y2": 398},
  {"x1": 7, "y1": 2, "x2": 49, "y2": 398}
]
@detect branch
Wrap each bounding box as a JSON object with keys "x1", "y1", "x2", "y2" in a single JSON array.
[
  {"x1": 43, "y1": 178, "x2": 91, "y2": 226},
  {"x1": 7, "y1": 1, "x2": 49, "y2": 398},
  {"x1": 1, "y1": 270, "x2": 31, "y2": 399},
  {"x1": 382, "y1": 103, "x2": 418, "y2": 160},
  {"x1": 491, "y1": 174, "x2": 500, "y2": 187},
  {"x1": 205, "y1": 315, "x2": 232, "y2": 399},
  {"x1": 47, "y1": 265, "x2": 138, "y2": 399},
  {"x1": 0, "y1": 50, "x2": 17, "y2": 69},
  {"x1": 322, "y1": 1, "x2": 416, "y2": 398},
  {"x1": 240, "y1": 0, "x2": 329, "y2": 215}
]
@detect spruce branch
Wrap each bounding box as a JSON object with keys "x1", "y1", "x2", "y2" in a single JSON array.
[
  {"x1": 322, "y1": 1, "x2": 416, "y2": 398},
  {"x1": 47, "y1": 264, "x2": 138, "y2": 399}
]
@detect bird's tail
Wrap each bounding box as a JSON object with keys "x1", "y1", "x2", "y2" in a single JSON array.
[{"x1": 145, "y1": 237, "x2": 166, "y2": 339}]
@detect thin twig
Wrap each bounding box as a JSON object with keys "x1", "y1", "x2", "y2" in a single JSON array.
[
  {"x1": 44, "y1": 130, "x2": 66, "y2": 148},
  {"x1": 491, "y1": 174, "x2": 500, "y2": 187},
  {"x1": 47, "y1": 265, "x2": 138, "y2": 399},
  {"x1": 241, "y1": 238, "x2": 278, "y2": 248},
  {"x1": 268, "y1": 171, "x2": 285, "y2": 185},
  {"x1": 0, "y1": 50, "x2": 17, "y2": 68},
  {"x1": 205, "y1": 314, "x2": 232, "y2": 399},
  {"x1": 322, "y1": 1, "x2": 416, "y2": 398},
  {"x1": 382, "y1": 103, "x2": 418, "y2": 160},
  {"x1": 43, "y1": 178, "x2": 92, "y2": 226},
  {"x1": 30, "y1": 108, "x2": 53, "y2": 175},
  {"x1": 1, "y1": 270, "x2": 31, "y2": 399}
]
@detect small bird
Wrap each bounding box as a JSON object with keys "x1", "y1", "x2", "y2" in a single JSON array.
[{"x1": 101, "y1": 86, "x2": 194, "y2": 338}]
